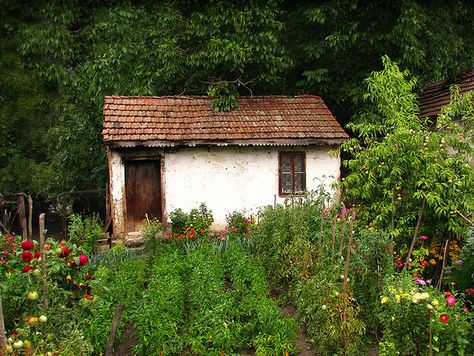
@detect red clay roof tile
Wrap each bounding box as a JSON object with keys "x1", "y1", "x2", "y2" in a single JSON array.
[
  {"x1": 102, "y1": 95, "x2": 348, "y2": 146},
  {"x1": 419, "y1": 68, "x2": 474, "y2": 118}
]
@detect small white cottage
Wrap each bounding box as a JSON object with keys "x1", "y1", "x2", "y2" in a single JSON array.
[{"x1": 102, "y1": 95, "x2": 348, "y2": 241}]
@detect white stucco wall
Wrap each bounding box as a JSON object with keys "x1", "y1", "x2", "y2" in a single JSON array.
[
  {"x1": 163, "y1": 145, "x2": 340, "y2": 229},
  {"x1": 108, "y1": 150, "x2": 126, "y2": 240},
  {"x1": 108, "y1": 145, "x2": 341, "y2": 238}
]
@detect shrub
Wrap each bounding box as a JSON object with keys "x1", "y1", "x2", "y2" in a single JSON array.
[
  {"x1": 68, "y1": 213, "x2": 103, "y2": 254},
  {"x1": 169, "y1": 203, "x2": 214, "y2": 241},
  {"x1": 378, "y1": 273, "x2": 473, "y2": 355}
]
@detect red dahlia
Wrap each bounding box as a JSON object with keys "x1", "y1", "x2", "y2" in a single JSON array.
[
  {"x1": 22, "y1": 251, "x2": 33, "y2": 263},
  {"x1": 22, "y1": 265, "x2": 33, "y2": 273},
  {"x1": 21, "y1": 241, "x2": 34, "y2": 250}
]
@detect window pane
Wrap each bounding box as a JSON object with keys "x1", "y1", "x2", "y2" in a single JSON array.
[
  {"x1": 294, "y1": 172, "x2": 305, "y2": 192},
  {"x1": 281, "y1": 172, "x2": 292, "y2": 193},
  {"x1": 294, "y1": 154, "x2": 304, "y2": 172},
  {"x1": 281, "y1": 154, "x2": 291, "y2": 172}
]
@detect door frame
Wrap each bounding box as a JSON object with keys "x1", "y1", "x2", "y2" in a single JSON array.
[{"x1": 123, "y1": 155, "x2": 166, "y2": 234}]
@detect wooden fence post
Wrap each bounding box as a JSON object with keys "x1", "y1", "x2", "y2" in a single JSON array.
[
  {"x1": 27, "y1": 195, "x2": 33, "y2": 241},
  {"x1": 39, "y1": 214, "x2": 48, "y2": 310},
  {"x1": 18, "y1": 195, "x2": 27, "y2": 240},
  {"x1": 0, "y1": 296, "x2": 6, "y2": 355}
]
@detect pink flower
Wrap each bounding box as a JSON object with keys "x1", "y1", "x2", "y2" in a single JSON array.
[
  {"x1": 415, "y1": 278, "x2": 426, "y2": 285},
  {"x1": 419, "y1": 235, "x2": 429, "y2": 241},
  {"x1": 446, "y1": 295, "x2": 457, "y2": 306}
]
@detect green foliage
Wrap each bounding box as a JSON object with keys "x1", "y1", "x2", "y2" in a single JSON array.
[
  {"x1": 133, "y1": 248, "x2": 185, "y2": 355},
  {"x1": 2, "y1": 0, "x2": 473, "y2": 199},
  {"x1": 68, "y1": 213, "x2": 103, "y2": 254},
  {"x1": 378, "y1": 273, "x2": 473, "y2": 355},
  {"x1": 342, "y1": 57, "x2": 474, "y2": 239},
  {"x1": 350, "y1": 230, "x2": 395, "y2": 332},
  {"x1": 446, "y1": 232, "x2": 474, "y2": 293},
  {"x1": 169, "y1": 203, "x2": 214, "y2": 238}
]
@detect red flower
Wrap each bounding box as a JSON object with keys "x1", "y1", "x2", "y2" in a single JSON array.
[
  {"x1": 34, "y1": 251, "x2": 40, "y2": 259},
  {"x1": 465, "y1": 288, "x2": 474, "y2": 295},
  {"x1": 83, "y1": 295, "x2": 93, "y2": 301},
  {"x1": 22, "y1": 265, "x2": 33, "y2": 273},
  {"x1": 21, "y1": 241, "x2": 34, "y2": 250},
  {"x1": 79, "y1": 255, "x2": 88, "y2": 266},
  {"x1": 439, "y1": 314, "x2": 449, "y2": 323},
  {"x1": 444, "y1": 291, "x2": 452, "y2": 297},
  {"x1": 61, "y1": 248, "x2": 72, "y2": 257},
  {"x1": 85, "y1": 273, "x2": 92, "y2": 280},
  {"x1": 22, "y1": 251, "x2": 33, "y2": 263}
]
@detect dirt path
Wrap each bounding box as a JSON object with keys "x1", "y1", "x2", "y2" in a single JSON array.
[
  {"x1": 114, "y1": 322, "x2": 138, "y2": 356},
  {"x1": 280, "y1": 304, "x2": 314, "y2": 356}
]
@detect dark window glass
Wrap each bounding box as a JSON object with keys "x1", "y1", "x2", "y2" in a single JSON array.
[{"x1": 279, "y1": 152, "x2": 306, "y2": 195}]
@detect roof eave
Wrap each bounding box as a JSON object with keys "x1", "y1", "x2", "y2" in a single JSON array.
[{"x1": 104, "y1": 137, "x2": 348, "y2": 148}]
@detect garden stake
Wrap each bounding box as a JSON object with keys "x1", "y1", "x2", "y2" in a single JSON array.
[
  {"x1": 27, "y1": 194, "x2": 33, "y2": 241},
  {"x1": 343, "y1": 210, "x2": 356, "y2": 295},
  {"x1": 0, "y1": 296, "x2": 6, "y2": 355},
  {"x1": 437, "y1": 239, "x2": 450, "y2": 291},
  {"x1": 105, "y1": 304, "x2": 125, "y2": 356},
  {"x1": 339, "y1": 217, "x2": 346, "y2": 256},
  {"x1": 429, "y1": 310, "x2": 433, "y2": 356},
  {"x1": 331, "y1": 215, "x2": 337, "y2": 256},
  {"x1": 403, "y1": 199, "x2": 425, "y2": 273},
  {"x1": 39, "y1": 213, "x2": 49, "y2": 310}
]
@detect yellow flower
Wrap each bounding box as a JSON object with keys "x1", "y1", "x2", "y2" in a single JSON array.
[
  {"x1": 395, "y1": 294, "x2": 401, "y2": 302},
  {"x1": 381, "y1": 296, "x2": 389, "y2": 304},
  {"x1": 430, "y1": 259, "x2": 437, "y2": 265},
  {"x1": 432, "y1": 299, "x2": 439, "y2": 306}
]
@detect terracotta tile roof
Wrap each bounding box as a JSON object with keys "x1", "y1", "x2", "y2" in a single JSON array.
[
  {"x1": 419, "y1": 68, "x2": 474, "y2": 118},
  {"x1": 102, "y1": 95, "x2": 348, "y2": 147}
]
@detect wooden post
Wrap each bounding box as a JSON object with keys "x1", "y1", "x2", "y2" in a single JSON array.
[
  {"x1": 331, "y1": 215, "x2": 337, "y2": 256},
  {"x1": 339, "y1": 217, "x2": 347, "y2": 256},
  {"x1": 27, "y1": 195, "x2": 33, "y2": 241},
  {"x1": 403, "y1": 199, "x2": 426, "y2": 273},
  {"x1": 343, "y1": 210, "x2": 356, "y2": 294},
  {"x1": 39, "y1": 214, "x2": 48, "y2": 310},
  {"x1": 18, "y1": 195, "x2": 27, "y2": 240},
  {"x1": 437, "y1": 239, "x2": 450, "y2": 291},
  {"x1": 105, "y1": 304, "x2": 125, "y2": 356},
  {"x1": 0, "y1": 296, "x2": 6, "y2": 355}
]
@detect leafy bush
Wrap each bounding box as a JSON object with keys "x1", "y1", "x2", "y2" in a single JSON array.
[
  {"x1": 169, "y1": 203, "x2": 214, "y2": 240},
  {"x1": 68, "y1": 213, "x2": 103, "y2": 254},
  {"x1": 1, "y1": 234, "x2": 94, "y2": 355},
  {"x1": 378, "y1": 273, "x2": 473, "y2": 355}
]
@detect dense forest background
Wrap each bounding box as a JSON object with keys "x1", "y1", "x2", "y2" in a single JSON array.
[{"x1": 1, "y1": 0, "x2": 473, "y2": 201}]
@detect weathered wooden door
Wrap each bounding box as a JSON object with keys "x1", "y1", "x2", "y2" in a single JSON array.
[{"x1": 125, "y1": 160, "x2": 161, "y2": 233}]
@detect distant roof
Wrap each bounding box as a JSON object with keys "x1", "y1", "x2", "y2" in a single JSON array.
[
  {"x1": 419, "y1": 68, "x2": 474, "y2": 118},
  {"x1": 102, "y1": 95, "x2": 348, "y2": 147}
]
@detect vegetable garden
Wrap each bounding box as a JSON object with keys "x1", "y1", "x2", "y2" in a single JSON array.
[{"x1": 1, "y1": 59, "x2": 473, "y2": 355}]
